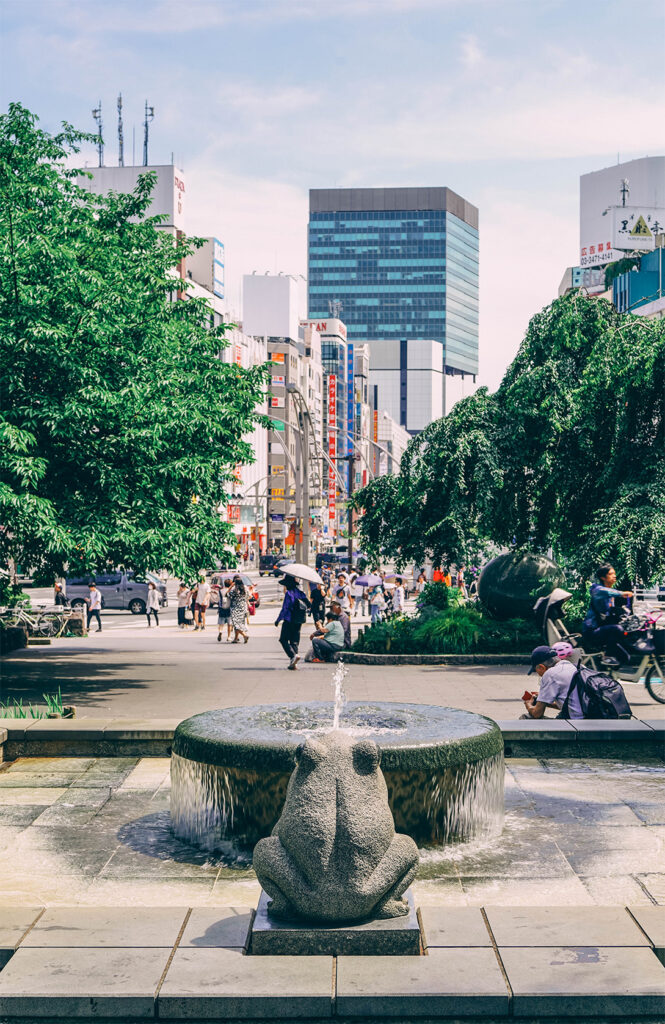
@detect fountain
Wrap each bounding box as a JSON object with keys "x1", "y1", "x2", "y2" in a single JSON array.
[{"x1": 171, "y1": 662, "x2": 504, "y2": 853}]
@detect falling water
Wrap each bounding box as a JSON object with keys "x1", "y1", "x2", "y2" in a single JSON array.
[{"x1": 331, "y1": 660, "x2": 348, "y2": 729}]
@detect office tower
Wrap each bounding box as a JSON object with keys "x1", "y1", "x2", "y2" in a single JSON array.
[{"x1": 308, "y1": 187, "x2": 478, "y2": 423}]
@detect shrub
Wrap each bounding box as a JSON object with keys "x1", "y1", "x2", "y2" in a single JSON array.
[{"x1": 415, "y1": 581, "x2": 451, "y2": 613}]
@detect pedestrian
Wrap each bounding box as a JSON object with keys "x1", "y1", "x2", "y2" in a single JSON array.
[
  {"x1": 193, "y1": 575, "x2": 211, "y2": 631},
  {"x1": 189, "y1": 580, "x2": 198, "y2": 623},
  {"x1": 311, "y1": 612, "x2": 346, "y2": 662},
  {"x1": 275, "y1": 574, "x2": 310, "y2": 669},
  {"x1": 217, "y1": 579, "x2": 233, "y2": 642},
  {"x1": 352, "y1": 576, "x2": 366, "y2": 617},
  {"x1": 330, "y1": 600, "x2": 352, "y2": 649},
  {"x1": 369, "y1": 584, "x2": 386, "y2": 624},
  {"x1": 54, "y1": 582, "x2": 68, "y2": 607},
  {"x1": 229, "y1": 576, "x2": 250, "y2": 644},
  {"x1": 145, "y1": 582, "x2": 160, "y2": 628},
  {"x1": 442, "y1": 569, "x2": 452, "y2": 587},
  {"x1": 456, "y1": 565, "x2": 467, "y2": 597},
  {"x1": 176, "y1": 582, "x2": 191, "y2": 629},
  {"x1": 86, "y1": 581, "x2": 102, "y2": 633},
  {"x1": 416, "y1": 572, "x2": 427, "y2": 594},
  {"x1": 392, "y1": 577, "x2": 405, "y2": 615},
  {"x1": 309, "y1": 583, "x2": 326, "y2": 627},
  {"x1": 334, "y1": 574, "x2": 352, "y2": 612}
]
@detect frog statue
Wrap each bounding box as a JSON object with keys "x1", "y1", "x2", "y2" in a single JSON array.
[{"x1": 252, "y1": 732, "x2": 419, "y2": 923}]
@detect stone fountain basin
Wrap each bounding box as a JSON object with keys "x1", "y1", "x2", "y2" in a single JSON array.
[{"x1": 171, "y1": 702, "x2": 504, "y2": 850}]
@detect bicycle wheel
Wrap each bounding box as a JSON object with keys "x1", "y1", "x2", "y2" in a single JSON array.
[
  {"x1": 645, "y1": 664, "x2": 665, "y2": 704},
  {"x1": 35, "y1": 615, "x2": 58, "y2": 638}
]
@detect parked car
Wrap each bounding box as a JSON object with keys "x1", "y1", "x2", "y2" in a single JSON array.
[
  {"x1": 208, "y1": 573, "x2": 260, "y2": 609},
  {"x1": 65, "y1": 572, "x2": 167, "y2": 615}
]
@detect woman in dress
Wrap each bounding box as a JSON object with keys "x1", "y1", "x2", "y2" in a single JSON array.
[{"x1": 229, "y1": 576, "x2": 249, "y2": 643}]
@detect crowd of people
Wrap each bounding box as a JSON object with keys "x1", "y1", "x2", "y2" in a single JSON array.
[{"x1": 176, "y1": 576, "x2": 257, "y2": 643}]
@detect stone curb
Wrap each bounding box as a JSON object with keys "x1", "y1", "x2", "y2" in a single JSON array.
[
  {"x1": 344, "y1": 652, "x2": 527, "y2": 665},
  {"x1": 0, "y1": 905, "x2": 663, "y2": 1020},
  {"x1": 0, "y1": 716, "x2": 663, "y2": 761}
]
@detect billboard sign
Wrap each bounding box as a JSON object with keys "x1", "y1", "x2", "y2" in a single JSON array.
[
  {"x1": 328, "y1": 374, "x2": 336, "y2": 523},
  {"x1": 580, "y1": 157, "x2": 665, "y2": 268},
  {"x1": 611, "y1": 206, "x2": 664, "y2": 251},
  {"x1": 347, "y1": 344, "x2": 354, "y2": 456}
]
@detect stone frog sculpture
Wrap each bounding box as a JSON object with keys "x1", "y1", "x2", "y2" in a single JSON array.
[{"x1": 253, "y1": 731, "x2": 419, "y2": 922}]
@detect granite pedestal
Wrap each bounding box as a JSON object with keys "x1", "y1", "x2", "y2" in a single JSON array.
[{"x1": 249, "y1": 888, "x2": 422, "y2": 955}]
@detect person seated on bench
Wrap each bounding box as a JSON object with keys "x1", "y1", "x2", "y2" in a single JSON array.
[
  {"x1": 582, "y1": 564, "x2": 633, "y2": 667},
  {"x1": 522, "y1": 645, "x2": 583, "y2": 719},
  {"x1": 311, "y1": 612, "x2": 346, "y2": 663}
]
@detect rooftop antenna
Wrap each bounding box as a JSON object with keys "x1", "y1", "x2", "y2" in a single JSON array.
[
  {"x1": 92, "y1": 101, "x2": 103, "y2": 167},
  {"x1": 142, "y1": 100, "x2": 154, "y2": 166},
  {"x1": 117, "y1": 93, "x2": 124, "y2": 166},
  {"x1": 620, "y1": 178, "x2": 630, "y2": 207},
  {"x1": 328, "y1": 298, "x2": 343, "y2": 318}
]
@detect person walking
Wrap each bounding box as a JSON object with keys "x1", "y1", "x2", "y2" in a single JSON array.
[
  {"x1": 353, "y1": 576, "x2": 367, "y2": 617},
  {"x1": 416, "y1": 572, "x2": 427, "y2": 595},
  {"x1": 275, "y1": 575, "x2": 310, "y2": 669},
  {"x1": 193, "y1": 575, "x2": 210, "y2": 631},
  {"x1": 309, "y1": 583, "x2": 326, "y2": 627},
  {"x1": 392, "y1": 577, "x2": 405, "y2": 615},
  {"x1": 229, "y1": 576, "x2": 249, "y2": 644},
  {"x1": 145, "y1": 582, "x2": 160, "y2": 628},
  {"x1": 86, "y1": 582, "x2": 102, "y2": 633},
  {"x1": 217, "y1": 579, "x2": 233, "y2": 642},
  {"x1": 369, "y1": 584, "x2": 386, "y2": 624},
  {"x1": 189, "y1": 581, "x2": 198, "y2": 624},
  {"x1": 176, "y1": 583, "x2": 191, "y2": 629}
]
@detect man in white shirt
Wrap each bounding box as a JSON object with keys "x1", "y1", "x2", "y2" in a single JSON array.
[
  {"x1": 334, "y1": 575, "x2": 352, "y2": 612},
  {"x1": 86, "y1": 582, "x2": 102, "y2": 633},
  {"x1": 194, "y1": 575, "x2": 211, "y2": 631},
  {"x1": 523, "y1": 646, "x2": 584, "y2": 719},
  {"x1": 392, "y1": 578, "x2": 405, "y2": 614}
]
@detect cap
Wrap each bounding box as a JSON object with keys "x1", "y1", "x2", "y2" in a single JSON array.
[{"x1": 527, "y1": 645, "x2": 558, "y2": 675}]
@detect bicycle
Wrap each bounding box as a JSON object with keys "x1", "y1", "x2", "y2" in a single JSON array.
[{"x1": 1, "y1": 603, "x2": 59, "y2": 638}]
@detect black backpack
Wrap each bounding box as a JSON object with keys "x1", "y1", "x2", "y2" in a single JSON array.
[
  {"x1": 292, "y1": 596, "x2": 309, "y2": 625},
  {"x1": 559, "y1": 665, "x2": 632, "y2": 720}
]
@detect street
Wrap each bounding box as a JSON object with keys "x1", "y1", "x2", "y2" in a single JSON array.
[{"x1": 2, "y1": 574, "x2": 662, "y2": 721}]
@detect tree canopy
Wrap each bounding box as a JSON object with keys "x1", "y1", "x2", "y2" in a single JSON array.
[
  {"x1": 0, "y1": 103, "x2": 268, "y2": 580},
  {"x1": 352, "y1": 293, "x2": 665, "y2": 584}
]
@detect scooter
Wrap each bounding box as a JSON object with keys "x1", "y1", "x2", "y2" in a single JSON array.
[{"x1": 533, "y1": 589, "x2": 665, "y2": 705}]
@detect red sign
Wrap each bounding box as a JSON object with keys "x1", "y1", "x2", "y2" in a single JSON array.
[
  {"x1": 373, "y1": 409, "x2": 378, "y2": 442},
  {"x1": 227, "y1": 505, "x2": 241, "y2": 522},
  {"x1": 328, "y1": 374, "x2": 336, "y2": 522}
]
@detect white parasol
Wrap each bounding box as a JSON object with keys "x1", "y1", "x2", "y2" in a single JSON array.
[{"x1": 279, "y1": 563, "x2": 324, "y2": 585}]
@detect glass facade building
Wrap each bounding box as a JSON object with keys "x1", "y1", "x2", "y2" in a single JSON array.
[{"x1": 308, "y1": 187, "x2": 479, "y2": 379}]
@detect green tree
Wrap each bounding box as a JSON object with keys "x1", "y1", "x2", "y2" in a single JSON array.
[
  {"x1": 352, "y1": 293, "x2": 665, "y2": 584},
  {"x1": 0, "y1": 104, "x2": 268, "y2": 580}
]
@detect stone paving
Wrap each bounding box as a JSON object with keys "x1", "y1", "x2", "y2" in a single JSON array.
[{"x1": 0, "y1": 755, "x2": 663, "y2": 908}]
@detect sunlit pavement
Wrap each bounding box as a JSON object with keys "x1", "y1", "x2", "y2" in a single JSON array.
[{"x1": 3, "y1": 575, "x2": 663, "y2": 720}]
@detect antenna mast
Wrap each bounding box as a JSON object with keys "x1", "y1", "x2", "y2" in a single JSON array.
[
  {"x1": 92, "y1": 101, "x2": 103, "y2": 167},
  {"x1": 117, "y1": 93, "x2": 124, "y2": 166},
  {"x1": 142, "y1": 100, "x2": 154, "y2": 166}
]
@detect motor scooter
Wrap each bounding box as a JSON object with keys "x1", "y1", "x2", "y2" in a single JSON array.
[{"x1": 533, "y1": 589, "x2": 665, "y2": 705}]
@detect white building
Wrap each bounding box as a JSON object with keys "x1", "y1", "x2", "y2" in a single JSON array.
[
  {"x1": 78, "y1": 164, "x2": 186, "y2": 236},
  {"x1": 580, "y1": 156, "x2": 665, "y2": 268},
  {"x1": 367, "y1": 338, "x2": 444, "y2": 434},
  {"x1": 376, "y1": 410, "x2": 411, "y2": 476}
]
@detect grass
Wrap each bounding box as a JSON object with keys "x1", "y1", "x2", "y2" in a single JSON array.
[{"x1": 0, "y1": 687, "x2": 65, "y2": 719}]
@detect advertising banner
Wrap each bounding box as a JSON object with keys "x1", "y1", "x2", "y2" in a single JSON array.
[
  {"x1": 347, "y1": 344, "x2": 354, "y2": 455},
  {"x1": 270, "y1": 396, "x2": 285, "y2": 409},
  {"x1": 612, "y1": 206, "x2": 664, "y2": 251},
  {"x1": 328, "y1": 374, "x2": 336, "y2": 523}
]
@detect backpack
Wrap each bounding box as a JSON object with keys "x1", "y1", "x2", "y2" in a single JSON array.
[
  {"x1": 292, "y1": 596, "x2": 308, "y2": 625},
  {"x1": 559, "y1": 665, "x2": 632, "y2": 720}
]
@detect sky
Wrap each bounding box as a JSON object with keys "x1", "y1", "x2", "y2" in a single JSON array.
[{"x1": 2, "y1": 0, "x2": 664, "y2": 401}]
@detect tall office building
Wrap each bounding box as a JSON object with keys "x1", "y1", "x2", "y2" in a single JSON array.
[{"x1": 308, "y1": 187, "x2": 479, "y2": 422}]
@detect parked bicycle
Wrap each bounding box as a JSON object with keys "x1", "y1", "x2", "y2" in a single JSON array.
[{"x1": 0, "y1": 603, "x2": 75, "y2": 639}]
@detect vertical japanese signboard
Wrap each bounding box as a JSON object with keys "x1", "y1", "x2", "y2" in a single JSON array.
[
  {"x1": 328, "y1": 374, "x2": 336, "y2": 523},
  {"x1": 347, "y1": 344, "x2": 354, "y2": 455}
]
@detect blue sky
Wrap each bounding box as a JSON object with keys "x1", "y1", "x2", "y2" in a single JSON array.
[{"x1": 2, "y1": 0, "x2": 664, "y2": 395}]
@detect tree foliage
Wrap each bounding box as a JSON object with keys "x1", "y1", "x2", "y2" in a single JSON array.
[
  {"x1": 0, "y1": 104, "x2": 268, "y2": 579},
  {"x1": 353, "y1": 293, "x2": 665, "y2": 584}
]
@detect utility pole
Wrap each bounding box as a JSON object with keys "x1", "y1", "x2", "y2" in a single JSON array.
[
  {"x1": 92, "y1": 101, "x2": 103, "y2": 167},
  {"x1": 117, "y1": 93, "x2": 124, "y2": 166},
  {"x1": 143, "y1": 100, "x2": 154, "y2": 166}
]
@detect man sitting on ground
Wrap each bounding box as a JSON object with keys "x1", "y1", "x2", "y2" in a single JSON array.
[
  {"x1": 311, "y1": 612, "x2": 346, "y2": 663},
  {"x1": 522, "y1": 645, "x2": 583, "y2": 719},
  {"x1": 330, "y1": 600, "x2": 352, "y2": 649}
]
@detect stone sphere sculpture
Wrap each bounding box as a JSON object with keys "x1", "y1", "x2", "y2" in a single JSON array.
[
  {"x1": 253, "y1": 732, "x2": 419, "y2": 923},
  {"x1": 477, "y1": 551, "x2": 562, "y2": 621}
]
